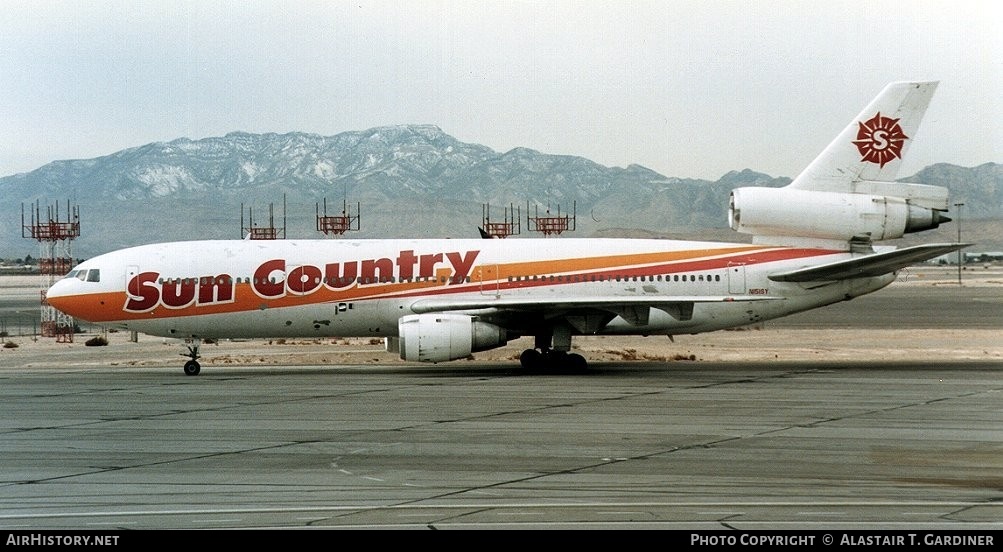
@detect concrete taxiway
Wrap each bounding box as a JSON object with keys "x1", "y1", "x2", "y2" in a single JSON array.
[
  {"x1": 1, "y1": 360, "x2": 1002, "y2": 530},
  {"x1": 0, "y1": 267, "x2": 1001, "y2": 529}
]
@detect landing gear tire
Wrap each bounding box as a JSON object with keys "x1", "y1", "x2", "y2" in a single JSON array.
[
  {"x1": 565, "y1": 353, "x2": 588, "y2": 372},
  {"x1": 520, "y1": 349, "x2": 543, "y2": 371},
  {"x1": 183, "y1": 360, "x2": 201, "y2": 376},
  {"x1": 182, "y1": 339, "x2": 202, "y2": 376},
  {"x1": 519, "y1": 348, "x2": 588, "y2": 372}
]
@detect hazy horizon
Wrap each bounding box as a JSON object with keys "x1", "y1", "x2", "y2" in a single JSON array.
[{"x1": 2, "y1": 1, "x2": 1000, "y2": 181}]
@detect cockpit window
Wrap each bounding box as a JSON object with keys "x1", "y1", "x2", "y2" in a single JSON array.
[{"x1": 66, "y1": 269, "x2": 100, "y2": 282}]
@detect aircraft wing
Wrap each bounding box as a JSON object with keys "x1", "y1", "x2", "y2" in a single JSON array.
[
  {"x1": 411, "y1": 294, "x2": 782, "y2": 313},
  {"x1": 410, "y1": 294, "x2": 783, "y2": 326},
  {"x1": 767, "y1": 243, "x2": 970, "y2": 283}
]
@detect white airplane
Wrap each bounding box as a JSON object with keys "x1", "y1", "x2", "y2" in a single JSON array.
[{"x1": 47, "y1": 81, "x2": 967, "y2": 375}]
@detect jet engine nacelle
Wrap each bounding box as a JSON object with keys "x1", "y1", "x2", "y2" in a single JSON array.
[
  {"x1": 398, "y1": 313, "x2": 508, "y2": 363},
  {"x1": 728, "y1": 187, "x2": 950, "y2": 242}
]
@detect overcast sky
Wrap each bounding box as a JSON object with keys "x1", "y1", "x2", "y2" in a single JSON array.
[{"x1": 1, "y1": 0, "x2": 1000, "y2": 181}]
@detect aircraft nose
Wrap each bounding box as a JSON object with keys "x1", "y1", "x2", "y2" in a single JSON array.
[{"x1": 45, "y1": 279, "x2": 81, "y2": 318}]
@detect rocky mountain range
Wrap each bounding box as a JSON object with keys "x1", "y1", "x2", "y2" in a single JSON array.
[{"x1": 2, "y1": 125, "x2": 1001, "y2": 259}]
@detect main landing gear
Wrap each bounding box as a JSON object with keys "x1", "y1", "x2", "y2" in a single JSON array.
[
  {"x1": 519, "y1": 348, "x2": 588, "y2": 372},
  {"x1": 182, "y1": 339, "x2": 201, "y2": 376},
  {"x1": 519, "y1": 326, "x2": 588, "y2": 372}
]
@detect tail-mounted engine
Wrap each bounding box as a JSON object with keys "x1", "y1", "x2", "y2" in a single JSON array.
[
  {"x1": 729, "y1": 181, "x2": 951, "y2": 242},
  {"x1": 398, "y1": 313, "x2": 508, "y2": 363}
]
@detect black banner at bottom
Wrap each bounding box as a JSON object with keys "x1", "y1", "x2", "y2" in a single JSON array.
[{"x1": 2, "y1": 529, "x2": 1000, "y2": 547}]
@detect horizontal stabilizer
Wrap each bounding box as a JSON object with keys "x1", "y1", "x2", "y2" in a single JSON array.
[{"x1": 768, "y1": 243, "x2": 970, "y2": 282}]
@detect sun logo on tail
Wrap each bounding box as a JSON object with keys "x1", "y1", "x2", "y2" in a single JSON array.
[{"x1": 852, "y1": 112, "x2": 908, "y2": 167}]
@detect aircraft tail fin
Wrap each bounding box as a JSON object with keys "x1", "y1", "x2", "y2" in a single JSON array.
[
  {"x1": 789, "y1": 81, "x2": 938, "y2": 192},
  {"x1": 729, "y1": 81, "x2": 952, "y2": 249}
]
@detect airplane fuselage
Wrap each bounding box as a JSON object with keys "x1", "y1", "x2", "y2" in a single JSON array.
[{"x1": 47, "y1": 237, "x2": 893, "y2": 341}]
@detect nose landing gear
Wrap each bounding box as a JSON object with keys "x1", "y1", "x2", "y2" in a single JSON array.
[{"x1": 182, "y1": 339, "x2": 201, "y2": 376}]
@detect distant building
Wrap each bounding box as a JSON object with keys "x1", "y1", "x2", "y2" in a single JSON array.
[
  {"x1": 931, "y1": 252, "x2": 1003, "y2": 265},
  {"x1": 970, "y1": 252, "x2": 1003, "y2": 263}
]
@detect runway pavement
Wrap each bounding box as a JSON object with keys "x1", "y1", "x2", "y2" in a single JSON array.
[
  {"x1": 1, "y1": 269, "x2": 1002, "y2": 530},
  {"x1": 2, "y1": 359, "x2": 1002, "y2": 530},
  {"x1": 768, "y1": 285, "x2": 1003, "y2": 329}
]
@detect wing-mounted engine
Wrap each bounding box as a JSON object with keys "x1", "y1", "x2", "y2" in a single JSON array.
[
  {"x1": 729, "y1": 181, "x2": 951, "y2": 246},
  {"x1": 398, "y1": 313, "x2": 508, "y2": 363}
]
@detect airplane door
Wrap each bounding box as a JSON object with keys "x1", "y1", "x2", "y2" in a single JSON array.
[
  {"x1": 476, "y1": 265, "x2": 501, "y2": 297},
  {"x1": 127, "y1": 265, "x2": 141, "y2": 296},
  {"x1": 728, "y1": 263, "x2": 746, "y2": 294}
]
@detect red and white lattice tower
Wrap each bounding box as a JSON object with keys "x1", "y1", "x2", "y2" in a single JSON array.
[
  {"x1": 22, "y1": 200, "x2": 80, "y2": 342},
  {"x1": 527, "y1": 200, "x2": 576, "y2": 237},
  {"x1": 316, "y1": 198, "x2": 361, "y2": 236},
  {"x1": 241, "y1": 194, "x2": 287, "y2": 240},
  {"x1": 481, "y1": 203, "x2": 521, "y2": 238}
]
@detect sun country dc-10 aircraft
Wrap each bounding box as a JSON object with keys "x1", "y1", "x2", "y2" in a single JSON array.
[{"x1": 47, "y1": 81, "x2": 968, "y2": 375}]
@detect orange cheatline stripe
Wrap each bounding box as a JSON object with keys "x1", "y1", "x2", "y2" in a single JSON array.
[
  {"x1": 490, "y1": 245, "x2": 773, "y2": 278},
  {"x1": 50, "y1": 246, "x2": 839, "y2": 322}
]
